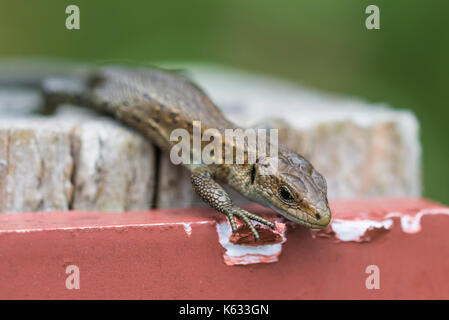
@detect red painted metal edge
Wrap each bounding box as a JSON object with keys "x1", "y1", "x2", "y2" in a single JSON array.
[{"x1": 0, "y1": 198, "x2": 448, "y2": 299}]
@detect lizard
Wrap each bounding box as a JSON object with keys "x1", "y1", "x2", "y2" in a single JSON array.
[{"x1": 5, "y1": 65, "x2": 332, "y2": 240}]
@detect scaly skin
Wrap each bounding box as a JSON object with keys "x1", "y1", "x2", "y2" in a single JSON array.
[{"x1": 41, "y1": 66, "x2": 331, "y2": 240}]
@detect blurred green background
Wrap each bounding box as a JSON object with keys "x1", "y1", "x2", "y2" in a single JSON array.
[{"x1": 0, "y1": 0, "x2": 447, "y2": 204}]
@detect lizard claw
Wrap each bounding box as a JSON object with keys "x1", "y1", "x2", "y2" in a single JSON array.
[
  {"x1": 237, "y1": 214, "x2": 260, "y2": 241},
  {"x1": 237, "y1": 208, "x2": 275, "y2": 229},
  {"x1": 225, "y1": 213, "x2": 238, "y2": 233},
  {"x1": 229, "y1": 208, "x2": 275, "y2": 241}
]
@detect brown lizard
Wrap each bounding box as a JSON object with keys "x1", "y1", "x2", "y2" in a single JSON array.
[{"x1": 10, "y1": 66, "x2": 332, "y2": 240}]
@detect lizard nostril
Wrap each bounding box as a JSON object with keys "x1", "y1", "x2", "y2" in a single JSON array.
[{"x1": 315, "y1": 213, "x2": 321, "y2": 220}]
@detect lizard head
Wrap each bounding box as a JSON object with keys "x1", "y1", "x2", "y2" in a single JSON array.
[{"x1": 251, "y1": 148, "x2": 331, "y2": 229}]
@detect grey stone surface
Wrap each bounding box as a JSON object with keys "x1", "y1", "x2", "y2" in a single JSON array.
[
  {"x1": 0, "y1": 118, "x2": 74, "y2": 213},
  {"x1": 68, "y1": 116, "x2": 155, "y2": 212},
  {"x1": 0, "y1": 96, "x2": 155, "y2": 213},
  {"x1": 156, "y1": 152, "x2": 202, "y2": 209}
]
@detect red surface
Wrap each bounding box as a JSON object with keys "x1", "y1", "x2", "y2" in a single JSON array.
[{"x1": 0, "y1": 197, "x2": 449, "y2": 299}]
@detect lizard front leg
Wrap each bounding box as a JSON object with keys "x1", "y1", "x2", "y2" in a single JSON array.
[{"x1": 190, "y1": 165, "x2": 275, "y2": 241}]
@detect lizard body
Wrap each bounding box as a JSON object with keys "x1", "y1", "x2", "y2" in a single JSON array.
[{"x1": 31, "y1": 66, "x2": 331, "y2": 240}]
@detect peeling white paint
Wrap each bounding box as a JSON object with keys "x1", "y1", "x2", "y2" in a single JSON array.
[
  {"x1": 329, "y1": 207, "x2": 449, "y2": 242},
  {"x1": 216, "y1": 222, "x2": 286, "y2": 266},
  {"x1": 182, "y1": 223, "x2": 192, "y2": 237},
  {"x1": 330, "y1": 218, "x2": 393, "y2": 242},
  {"x1": 386, "y1": 208, "x2": 449, "y2": 233}
]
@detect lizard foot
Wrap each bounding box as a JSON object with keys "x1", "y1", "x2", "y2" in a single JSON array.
[{"x1": 225, "y1": 207, "x2": 275, "y2": 242}]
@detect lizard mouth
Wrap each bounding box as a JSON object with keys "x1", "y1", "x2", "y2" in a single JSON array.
[
  {"x1": 267, "y1": 203, "x2": 330, "y2": 229},
  {"x1": 286, "y1": 213, "x2": 330, "y2": 229}
]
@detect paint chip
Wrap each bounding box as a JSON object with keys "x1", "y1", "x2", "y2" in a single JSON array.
[{"x1": 216, "y1": 221, "x2": 286, "y2": 266}]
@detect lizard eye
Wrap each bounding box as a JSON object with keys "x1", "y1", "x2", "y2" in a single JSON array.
[{"x1": 279, "y1": 185, "x2": 294, "y2": 202}]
